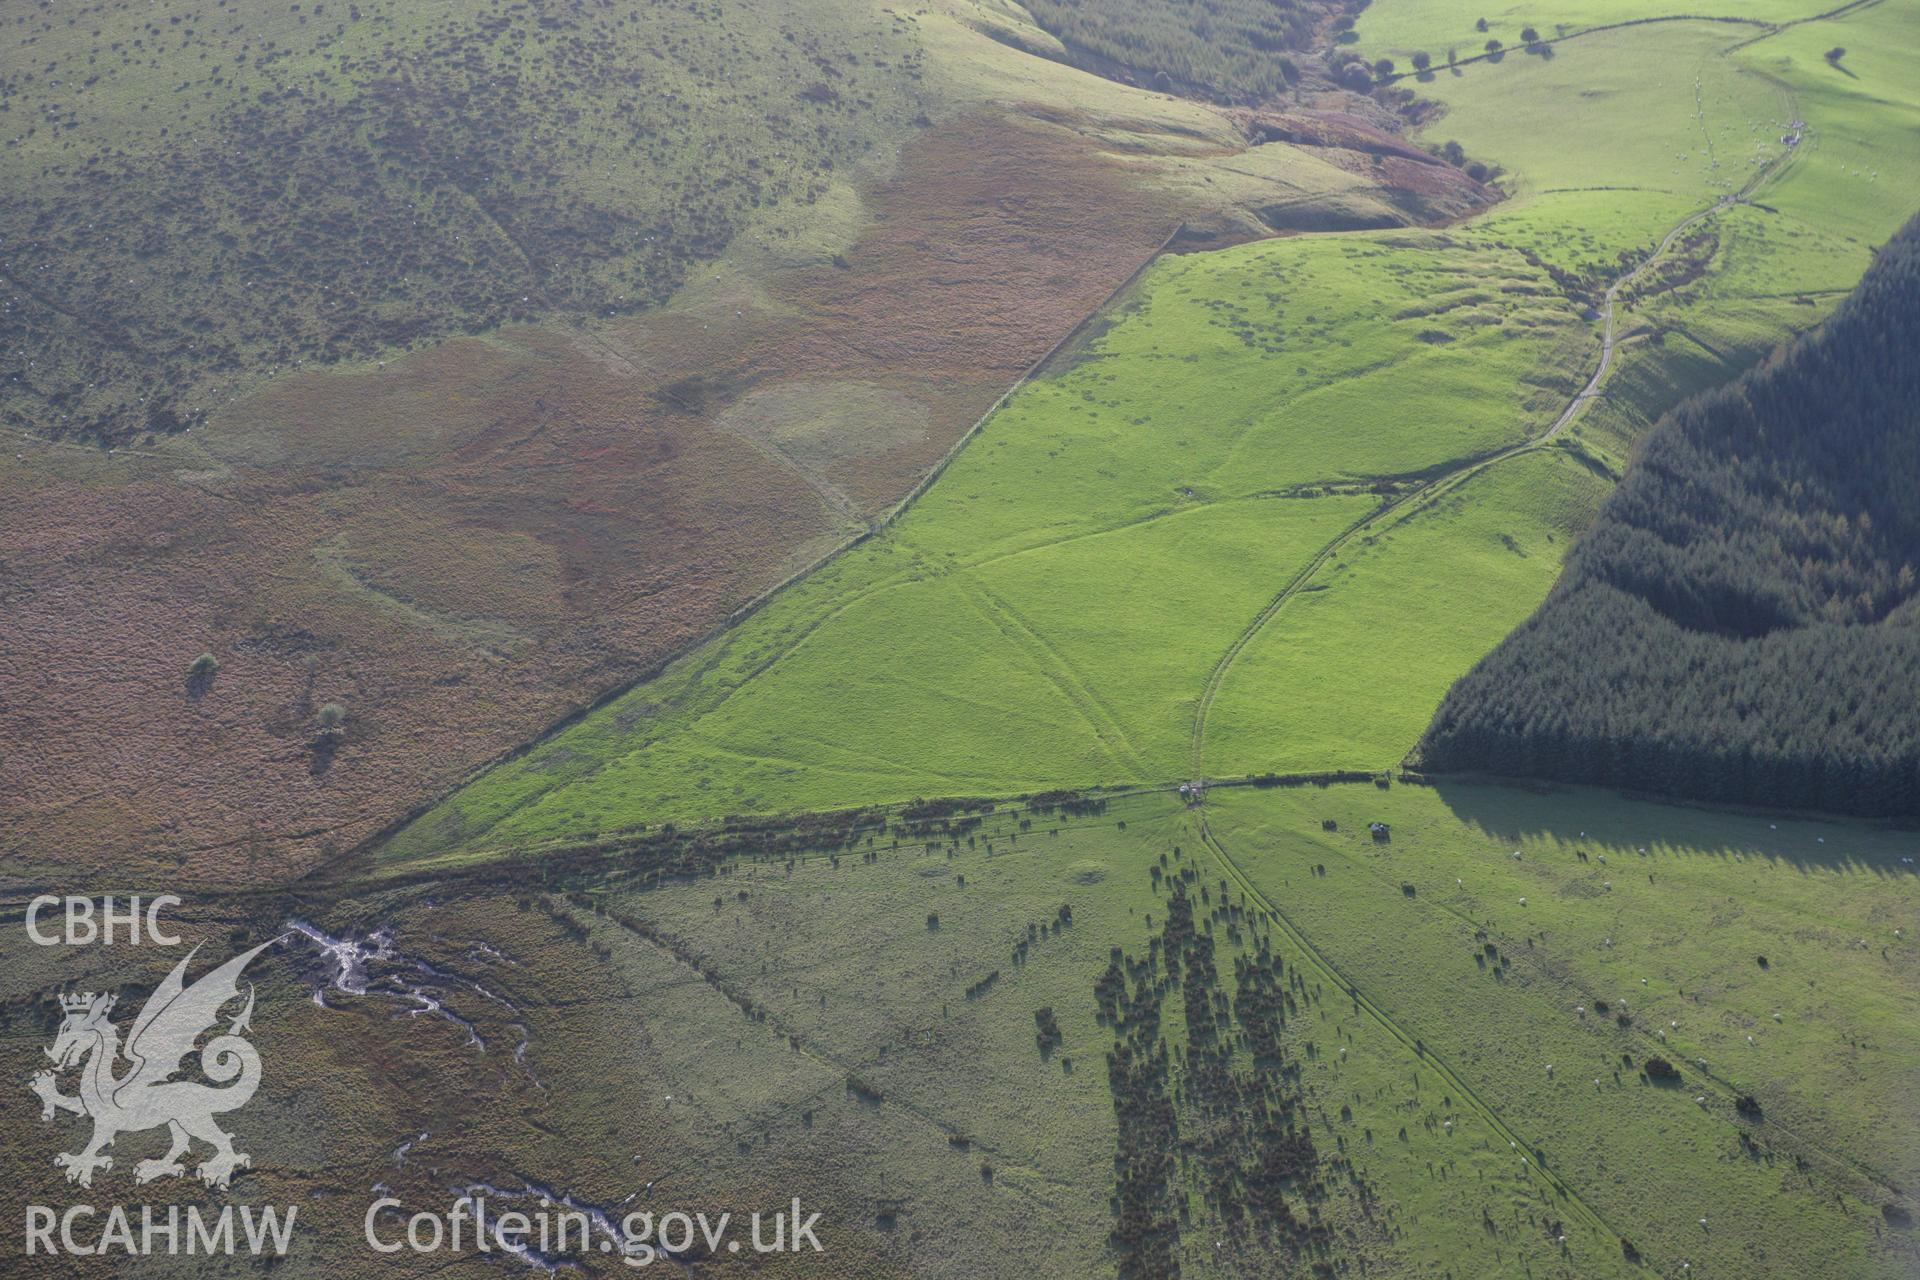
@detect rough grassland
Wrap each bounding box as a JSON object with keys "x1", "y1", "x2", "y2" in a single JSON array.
[
  {"x1": 388, "y1": 234, "x2": 1590, "y2": 858},
  {"x1": 15, "y1": 786, "x2": 1902, "y2": 1275},
  {"x1": 1208, "y1": 781, "x2": 1919, "y2": 1277}
]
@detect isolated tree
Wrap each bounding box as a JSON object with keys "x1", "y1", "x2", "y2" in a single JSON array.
[
  {"x1": 1825, "y1": 45, "x2": 1847, "y2": 64},
  {"x1": 1374, "y1": 57, "x2": 1396, "y2": 76},
  {"x1": 187, "y1": 652, "x2": 220, "y2": 679},
  {"x1": 1412, "y1": 50, "x2": 1432, "y2": 71},
  {"x1": 1521, "y1": 25, "x2": 1541, "y2": 42},
  {"x1": 1441, "y1": 139, "x2": 1467, "y2": 165},
  {"x1": 1476, "y1": 16, "x2": 1489, "y2": 31},
  {"x1": 316, "y1": 701, "x2": 347, "y2": 732},
  {"x1": 1485, "y1": 38, "x2": 1504, "y2": 53}
]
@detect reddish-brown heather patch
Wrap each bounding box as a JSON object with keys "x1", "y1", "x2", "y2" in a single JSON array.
[{"x1": 0, "y1": 112, "x2": 1184, "y2": 886}]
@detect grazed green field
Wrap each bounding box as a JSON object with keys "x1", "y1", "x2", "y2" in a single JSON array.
[
  {"x1": 1363, "y1": 0, "x2": 1920, "y2": 470},
  {"x1": 393, "y1": 0, "x2": 1920, "y2": 866},
  {"x1": 1203, "y1": 449, "x2": 1608, "y2": 777},
  {"x1": 387, "y1": 233, "x2": 1591, "y2": 858},
  {"x1": 1394, "y1": 23, "x2": 1789, "y2": 274},
  {"x1": 600, "y1": 793, "x2": 1630, "y2": 1277},
  {"x1": 1357, "y1": 0, "x2": 1844, "y2": 73},
  {"x1": 243, "y1": 785, "x2": 1911, "y2": 1275}
]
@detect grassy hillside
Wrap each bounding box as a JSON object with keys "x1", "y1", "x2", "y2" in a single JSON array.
[
  {"x1": 385, "y1": 231, "x2": 1594, "y2": 858},
  {"x1": 394, "y1": 3, "x2": 1920, "y2": 862},
  {"x1": 1019, "y1": 0, "x2": 1321, "y2": 99},
  {"x1": 3, "y1": 0, "x2": 1495, "y2": 884},
  {"x1": 1, "y1": 0, "x2": 921, "y2": 443}
]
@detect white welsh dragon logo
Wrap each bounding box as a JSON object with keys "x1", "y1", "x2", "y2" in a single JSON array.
[{"x1": 29, "y1": 940, "x2": 276, "y2": 1189}]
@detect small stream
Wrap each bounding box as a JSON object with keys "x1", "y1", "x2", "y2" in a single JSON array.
[{"x1": 287, "y1": 919, "x2": 530, "y2": 1065}]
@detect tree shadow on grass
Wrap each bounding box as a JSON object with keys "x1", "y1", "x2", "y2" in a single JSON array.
[{"x1": 1426, "y1": 775, "x2": 1920, "y2": 881}]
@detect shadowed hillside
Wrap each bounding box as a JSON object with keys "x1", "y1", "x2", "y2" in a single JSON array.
[{"x1": 1421, "y1": 212, "x2": 1920, "y2": 815}]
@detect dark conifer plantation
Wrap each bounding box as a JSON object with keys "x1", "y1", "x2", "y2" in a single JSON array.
[{"x1": 1420, "y1": 212, "x2": 1920, "y2": 816}]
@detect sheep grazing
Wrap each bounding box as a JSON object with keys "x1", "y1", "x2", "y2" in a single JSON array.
[
  {"x1": 1671, "y1": 1020, "x2": 1680, "y2": 1029},
  {"x1": 1519, "y1": 897, "x2": 1528, "y2": 905},
  {"x1": 1512, "y1": 851, "x2": 1522, "y2": 860}
]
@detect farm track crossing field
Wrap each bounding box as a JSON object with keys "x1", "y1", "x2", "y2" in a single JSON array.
[
  {"x1": 388, "y1": 233, "x2": 1596, "y2": 857},
  {"x1": 4, "y1": 0, "x2": 1494, "y2": 883},
  {"x1": 358, "y1": 7, "x2": 1920, "y2": 1270},
  {"x1": 400, "y1": 0, "x2": 1920, "y2": 867}
]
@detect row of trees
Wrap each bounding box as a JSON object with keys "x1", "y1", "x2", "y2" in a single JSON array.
[{"x1": 1421, "y1": 213, "x2": 1920, "y2": 816}]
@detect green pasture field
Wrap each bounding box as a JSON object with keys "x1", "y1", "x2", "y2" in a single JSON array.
[
  {"x1": 387, "y1": 232, "x2": 1592, "y2": 859},
  {"x1": 390, "y1": 0, "x2": 1920, "y2": 872},
  {"x1": 1364, "y1": 0, "x2": 1920, "y2": 467},
  {"x1": 1203, "y1": 448, "x2": 1608, "y2": 778},
  {"x1": 1207, "y1": 780, "x2": 1920, "y2": 1277},
  {"x1": 1356, "y1": 0, "x2": 1843, "y2": 74},
  {"x1": 1387, "y1": 23, "x2": 1791, "y2": 274}
]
